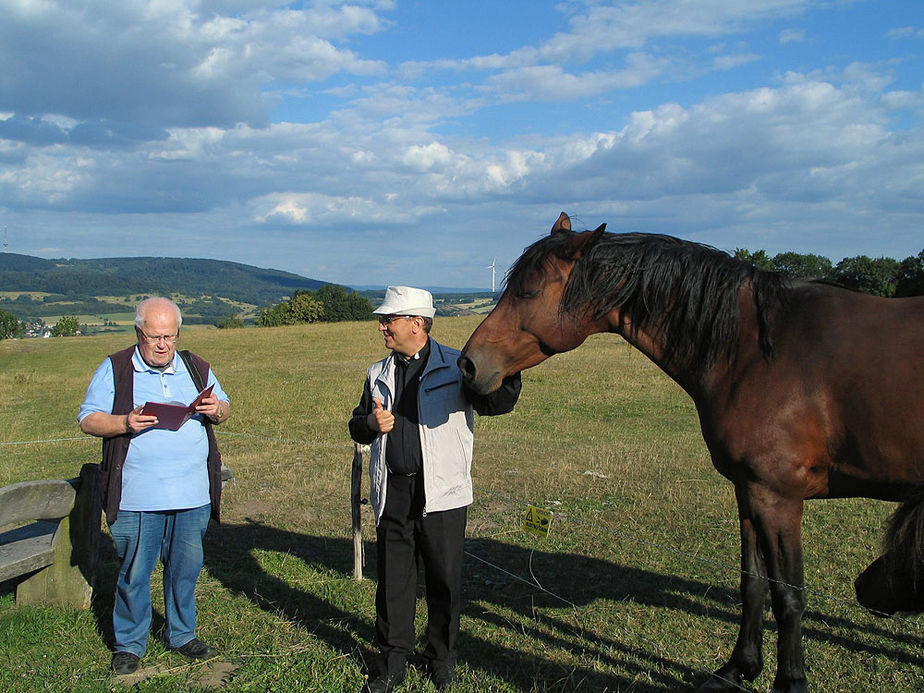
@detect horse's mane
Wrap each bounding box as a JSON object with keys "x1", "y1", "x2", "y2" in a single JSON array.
[{"x1": 506, "y1": 230, "x2": 789, "y2": 371}]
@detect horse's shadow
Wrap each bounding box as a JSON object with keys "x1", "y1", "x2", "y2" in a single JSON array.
[
  {"x1": 200, "y1": 520, "x2": 924, "y2": 692},
  {"x1": 85, "y1": 518, "x2": 924, "y2": 690},
  {"x1": 203, "y1": 519, "x2": 706, "y2": 690}
]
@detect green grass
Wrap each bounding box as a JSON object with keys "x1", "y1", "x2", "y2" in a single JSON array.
[{"x1": 1, "y1": 319, "x2": 922, "y2": 691}]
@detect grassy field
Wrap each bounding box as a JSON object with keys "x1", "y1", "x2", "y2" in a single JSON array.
[{"x1": 1, "y1": 318, "x2": 921, "y2": 692}]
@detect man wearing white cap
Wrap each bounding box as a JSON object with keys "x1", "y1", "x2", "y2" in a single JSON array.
[{"x1": 349, "y1": 286, "x2": 521, "y2": 692}]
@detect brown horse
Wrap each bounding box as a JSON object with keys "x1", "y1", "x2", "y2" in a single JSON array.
[{"x1": 459, "y1": 213, "x2": 924, "y2": 692}]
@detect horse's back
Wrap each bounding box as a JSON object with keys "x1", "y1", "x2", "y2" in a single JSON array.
[
  {"x1": 776, "y1": 285, "x2": 924, "y2": 496},
  {"x1": 708, "y1": 284, "x2": 924, "y2": 499}
]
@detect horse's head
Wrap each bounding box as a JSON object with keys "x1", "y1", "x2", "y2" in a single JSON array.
[{"x1": 459, "y1": 212, "x2": 606, "y2": 395}]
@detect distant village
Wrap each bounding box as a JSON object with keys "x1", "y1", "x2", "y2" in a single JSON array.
[
  {"x1": 22, "y1": 320, "x2": 57, "y2": 338},
  {"x1": 18, "y1": 319, "x2": 84, "y2": 339}
]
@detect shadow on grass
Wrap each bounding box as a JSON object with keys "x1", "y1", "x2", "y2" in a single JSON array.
[
  {"x1": 202, "y1": 520, "x2": 374, "y2": 669},
  {"x1": 5, "y1": 519, "x2": 922, "y2": 690},
  {"x1": 197, "y1": 521, "x2": 922, "y2": 691},
  {"x1": 87, "y1": 530, "x2": 177, "y2": 654}
]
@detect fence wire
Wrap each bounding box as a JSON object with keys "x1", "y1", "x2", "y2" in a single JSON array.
[{"x1": 4, "y1": 430, "x2": 921, "y2": 690}]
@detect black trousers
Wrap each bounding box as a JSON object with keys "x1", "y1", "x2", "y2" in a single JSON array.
[{"x1": 375, "y1": 472, "x2": 467, "y2": 674}]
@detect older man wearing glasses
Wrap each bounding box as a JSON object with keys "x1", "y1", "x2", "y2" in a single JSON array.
[
  {"x1": 349, "y1": 286, "x2": 521, "y2": 692},
  {"x1": 78, "y1": 296, "x2": 230, "y2": 675}
]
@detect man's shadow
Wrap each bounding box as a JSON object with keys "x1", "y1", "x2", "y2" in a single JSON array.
[
  {"x1": 197, "y1": 521, "x2": 736, "y2": 690},
  {"x1": 89, "y1": 531, "x2": 204, "y2": 653},
  {"x1": 202, "y1": 519, "x2": 369, "y2": 662},
  {"x1": 88, "y1": 520, "x2": 924, "y2": 690},
  {"x1": 89, "y1": 519, "x2": 373, "y2": 669}
]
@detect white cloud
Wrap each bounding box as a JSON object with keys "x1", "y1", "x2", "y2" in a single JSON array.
[
  {"x1": 886, "y1": 25, "x2": 924, "y2": 40},
  {"x1": 1, "y1": 0, "x2": 922, "y2": 287},
  {"x1": 779, "y1": 28, "x2": 805, "y2": 43},
  {"x1": 484, "y1": 53, "x2": 668, "y2": 102},
  {"x1": 0, "y1": 0, "x2": 389, "y2": 131}
]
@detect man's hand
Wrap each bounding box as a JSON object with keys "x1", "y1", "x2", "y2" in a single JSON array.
[
  {"x1": 196, "y1": 395, "x2": 228, "y2": 424},
  {"x1": 127, "y1": 405, "x2": 158, "y2": 433},
  {"x1": 368, "y1": 398, "x2": 394, "y2": 433},
  {"x1": 80, "y1": 406, "x2": 156, "y2": 437}
]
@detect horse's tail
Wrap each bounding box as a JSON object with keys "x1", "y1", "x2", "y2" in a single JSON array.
[{"x1": 855, "y1": 493, "x2": 924, "y2": 615}]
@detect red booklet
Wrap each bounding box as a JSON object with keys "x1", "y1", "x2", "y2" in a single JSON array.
[{"x1": 142, "y1": 384, "x2": 214, "y2": 431}]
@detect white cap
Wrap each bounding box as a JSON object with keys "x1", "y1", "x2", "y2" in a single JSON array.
[{"x1": 373, "y1": 286, "x2": 435, "y2": 318}]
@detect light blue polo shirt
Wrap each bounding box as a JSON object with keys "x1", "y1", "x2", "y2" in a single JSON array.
[{"x1": 78, "y1": 347, "x2": 230, "y2": 512}]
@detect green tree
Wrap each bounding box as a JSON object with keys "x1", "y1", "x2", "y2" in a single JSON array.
[
  {"x1": 51, "y1": 315, "x2": 80, "y2": 336},
  {"x1": 0, "y1": 309, "x2": 23, "y2": 339},
  {"x1": 315, "y1": 284, "x2": 374, "y2": 322},
  {"x1": 771, "y1": 252, "x2": 833, "y2": 281},
  {"x1": 734, "y1": 248, "x2": 773, "y2": 271},
  {"x1": 831, "y1": 255, "x2": 900, "y2": 297},
  {"x1": 257, "y1": 301, "x2": 294, "y2": 327},
  {"x1": 895, "y1": 250, "x2": 924, "y2": 297},
  {"x1": 289, "y1": 291, "x2": 324, "y2": 323},
  {"x1": 218, "y1": 313, "x2": 244, "y2": 329}
]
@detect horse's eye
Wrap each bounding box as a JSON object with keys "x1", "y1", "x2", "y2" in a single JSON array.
[{"x1": 516, "y1": 288, "x2": 539, "y2": 300}]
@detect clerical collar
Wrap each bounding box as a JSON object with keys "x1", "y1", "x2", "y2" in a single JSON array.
[{"x1": 397, "y1": 339, "x2": 430, "y2": 364}]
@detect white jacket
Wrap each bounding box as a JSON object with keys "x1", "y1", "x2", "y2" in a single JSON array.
[{"x1": 366, "y1": 340, "x2": 474, "y2": 524}]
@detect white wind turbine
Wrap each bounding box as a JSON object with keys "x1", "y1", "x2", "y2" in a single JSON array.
[{"x1": 487, "y1": 258, "x2": 496, "y2": 293}]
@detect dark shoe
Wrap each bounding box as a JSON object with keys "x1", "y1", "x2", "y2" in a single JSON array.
[
  {"x1": 430, "y1": 665, "x2": 455, "y2": 690},
  {"x1": 364, "y1": 669, "x2": 406, "y2": 693},
  {"x1": 111, "y1": 651, "x2": 140, "y2": 675},
  {"x1": 173, "y1": 637, "x2": 218, "y2": 660}
]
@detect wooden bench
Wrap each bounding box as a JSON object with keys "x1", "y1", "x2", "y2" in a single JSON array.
[{"x1": 0, "y1": 463, "x2": 101, "y2": 608}]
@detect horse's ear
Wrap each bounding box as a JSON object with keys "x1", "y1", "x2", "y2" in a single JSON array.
[
  {"x1": 567, "y1": 223, "x2": 606, "y2": 260},
  {"x1": 551, "y1": 212, "x2": 571, "y2": 234},
  {"x1": 589, "y1": 223, "x2": 606, "y2": 243}
]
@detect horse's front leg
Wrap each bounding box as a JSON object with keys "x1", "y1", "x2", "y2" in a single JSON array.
[
  {"x1": 758, "y1": 492, "x2": 807, "y2": 693},
  {"x1": 698, "y1": 486, "x2": 768, "y2": 691}
]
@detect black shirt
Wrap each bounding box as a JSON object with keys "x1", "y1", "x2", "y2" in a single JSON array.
[{"x1": 384, "y1": 340, "x2": 430, "y2": 474}]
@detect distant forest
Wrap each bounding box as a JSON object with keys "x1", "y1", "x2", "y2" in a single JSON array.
[{"x1": 0, "y1": 253, "x2": 326, "y2": 303}]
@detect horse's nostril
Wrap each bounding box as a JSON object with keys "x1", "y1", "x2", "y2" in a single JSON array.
[{"x1": 458, "y1": 355, "x2": 475, "y2": 380}]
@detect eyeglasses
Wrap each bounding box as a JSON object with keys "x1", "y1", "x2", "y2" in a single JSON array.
[
  {"x1": 377, "y1": 315, "x2": 414, "y2": 325},
  {"x1": 138, "y1": 330, "x2": 179, "y2": 344}
]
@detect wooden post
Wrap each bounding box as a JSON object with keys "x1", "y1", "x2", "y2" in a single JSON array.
[{"x1": 351, "y1": 443, "x2": 366, "y2": 580}]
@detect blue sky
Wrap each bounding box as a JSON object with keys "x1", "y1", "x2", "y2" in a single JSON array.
[{"x1": 1, "y1": 0, "x2": 922, "y2": 290}]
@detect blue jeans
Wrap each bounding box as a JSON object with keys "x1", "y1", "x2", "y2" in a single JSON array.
[{"x1": 109, "y1": 504, "x2": 211, "y2": 657}]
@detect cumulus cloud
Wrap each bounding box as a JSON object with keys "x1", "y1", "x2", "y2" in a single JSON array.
[
  {"x1": 0, "y1": 0, "x2": 388, "y2": 134},
  {"x1": 1, "y1": 0, "x2": 922, "y2": 287}
]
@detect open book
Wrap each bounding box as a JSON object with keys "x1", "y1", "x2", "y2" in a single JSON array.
[{"x1": 142, "y1": 384, "x2": 214, "y2": 431}]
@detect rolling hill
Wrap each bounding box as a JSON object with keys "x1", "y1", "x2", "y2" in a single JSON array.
[
  {"x1": 0, "y1": 253, "x2": 328, "y2": 306},
  {"x1": 0, "y1": 253, "x2": 498, "y2": 329}
]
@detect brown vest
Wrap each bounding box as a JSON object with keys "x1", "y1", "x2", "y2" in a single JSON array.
[{"x1": 99, "y1": 345, "x2": 222, "y2": 524}]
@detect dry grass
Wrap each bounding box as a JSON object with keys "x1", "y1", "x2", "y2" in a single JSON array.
[{"x1": 1, "y1": 318, "x2": 922, "y2": 691}]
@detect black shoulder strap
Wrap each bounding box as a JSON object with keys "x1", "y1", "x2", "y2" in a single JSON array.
[{"x1": 178, "y1": 349, "x2": 206, "y2": 391}]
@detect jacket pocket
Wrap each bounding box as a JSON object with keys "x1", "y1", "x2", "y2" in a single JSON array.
[{"x1": 424, "y1": 377, "x2": 459, "y2": 394}]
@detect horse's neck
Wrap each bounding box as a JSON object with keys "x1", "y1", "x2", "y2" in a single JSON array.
[{"x1": 606, "y1": 313, "x2": 709, "y2": 397}]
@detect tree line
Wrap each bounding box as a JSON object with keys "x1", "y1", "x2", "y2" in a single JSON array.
[{"x1": 734, "y1": 248, "x2": 924, "y2": 297}]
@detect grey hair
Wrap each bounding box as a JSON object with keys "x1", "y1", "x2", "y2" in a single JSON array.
[{"x1": 135, "y1": 297, "x2": 183, "y2": 329}]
